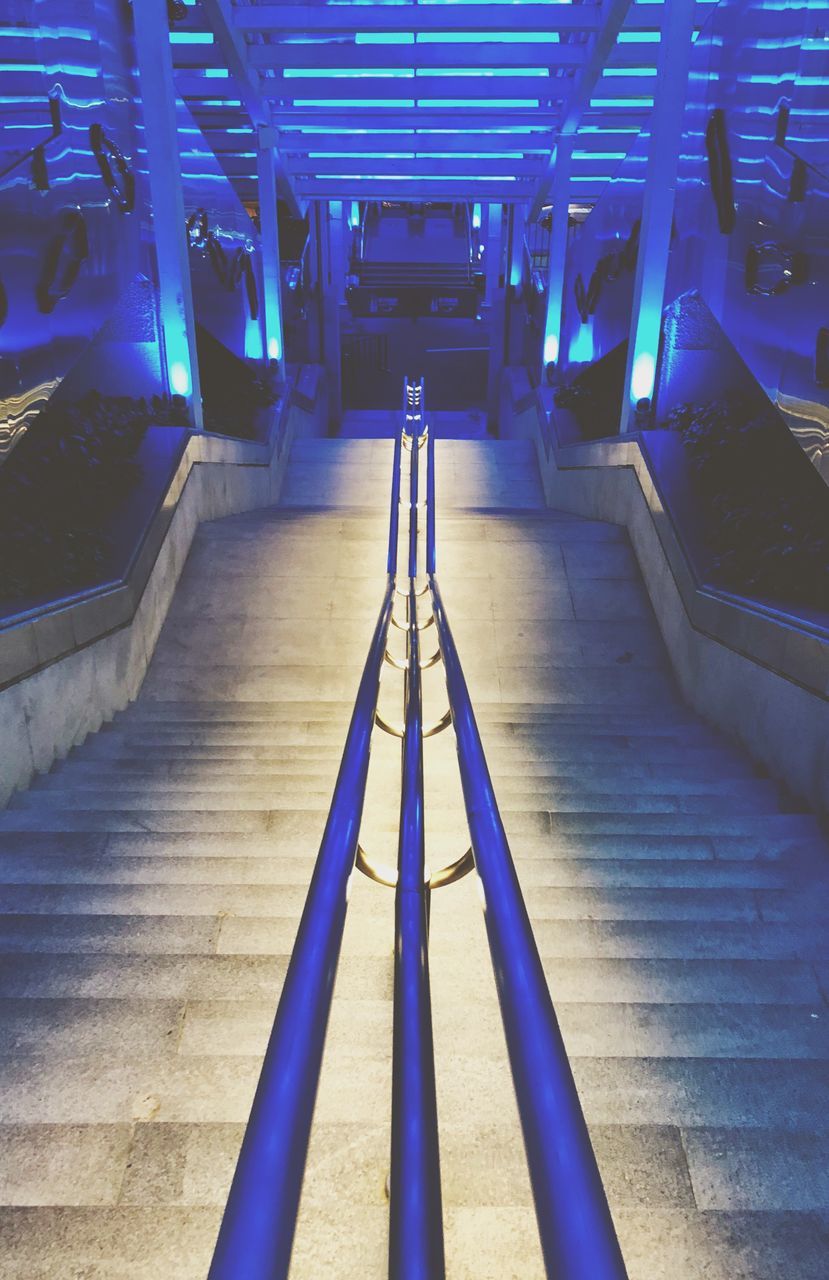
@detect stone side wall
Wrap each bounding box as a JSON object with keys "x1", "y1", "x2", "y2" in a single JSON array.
[
  {"x1": 500, "y1": 368, "x2": 829, "y2": 816},
  {"x1": 0, "y1": 370, "x2": 328, "y2": 806}
]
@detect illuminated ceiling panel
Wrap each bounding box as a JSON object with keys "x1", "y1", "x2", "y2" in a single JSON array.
[{"x1": 169, "y1": 0, "x2": 725, "y2": 206}]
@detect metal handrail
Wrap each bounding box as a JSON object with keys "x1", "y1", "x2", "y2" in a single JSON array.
[
  {"x1": 388, "y1": 561, "x2": 445, "y2": 1275},
  {"x1": 427, "y1": 530, "x2": 628, "y2": 1275},
  {"x1": 207, "y1": 450, "x2": 402, "y2": 1280}
]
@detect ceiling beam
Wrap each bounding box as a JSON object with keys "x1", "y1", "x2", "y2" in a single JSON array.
[
  {"x1": 530, "y1": 0, "x2": 634, "y2": 218},
  {"x1": 293, "y1": 179, "x2": 537, "y2": 200},
  {"x1": 234, "y1": 5, "x2": 603, "y2": 34},
  {"x1": 269, "y1": 110, "x2": 563, "y2": 131},
  {"x1": 247, "y1": 43, "x2": 586, "y2": 72},
  {"x1": 274, "y1": 132, "x2": 558, "y2": 155},
  {"x1": 197, "y1": 0, "x2": 300, "y2": 214},
  {"x1": 256, "y1": 74, "x2": 576, "y2": 103},
  {"x1": 286, "y1": 156, "x2": 546, "y2": 179}
]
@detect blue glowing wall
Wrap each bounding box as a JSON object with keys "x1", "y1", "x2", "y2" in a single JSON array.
[
  {"x1": 0, "y1": 0, "x2": 159, "y2": 457},
  {"x1": 557, "y1": 0, "x2": 829, "y2": 478}
]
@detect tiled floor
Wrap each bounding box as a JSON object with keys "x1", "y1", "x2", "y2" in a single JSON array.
[{"x1": 0, "y1": 439, "x2": 827, "y2": 1278}]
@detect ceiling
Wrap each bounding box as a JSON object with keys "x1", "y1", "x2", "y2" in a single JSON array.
[{"x1": 172, "y1": 0, "x2": 720, "y2": 211}]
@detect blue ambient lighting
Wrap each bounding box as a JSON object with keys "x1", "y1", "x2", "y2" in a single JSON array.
[
  {"x1": 170, "y1": 362, "x2": 191, "y2": 397},
  {"x1": 169, "y1": 32, "x2": 214, "y2": 44},
  {"x1": 631, "y1": 351, "x2": 656, "y2": 402}
]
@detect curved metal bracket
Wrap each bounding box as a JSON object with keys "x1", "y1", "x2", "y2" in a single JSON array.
[
  {"x1": 375, "y1": 711, "x2": 404, "y2": 738},
  {"x1": 395, "y1": 584, "x2": 429, "y2": 599},
  {"x1": 429, "y1": 847, "x2": 475, "y2": 890},
  {"x1": 424, "y1": 709, "x2": 452, "y2": 738},
  {"x1": 356, "y1": 844, "x2": 398, "y2": 888},
  {"x1": 356, "y1": 843, "x2": 474, "y2": 891},
  {"x1": 384, "y1": 648, "x2": 442, "y2": 672},
  {"x1": 375, "y1": 707, "x2": 450, "y2": 738},
  {"x1": 391, "y1": 613, "x2": 434, "y2": 632}
]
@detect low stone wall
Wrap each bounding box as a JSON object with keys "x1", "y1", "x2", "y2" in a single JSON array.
[
  {"x1": 501, "y1": 367, "x2": 829, "y2": 816},
  {"x1": 0, "y1": 366, "x2": 329, "y2": 806}
]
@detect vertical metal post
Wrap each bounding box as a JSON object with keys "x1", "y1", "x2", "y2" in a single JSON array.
[
  {"x1": 619, "y1": 0, "x2": 696, "y2": 431},
  {"x1": 321, "y1": 200, "x2": 344, "y2": 428},
  {"x1": 408, "y1": 412, "x2": 419, "y2": 583},
  {"x1": 507, "y1": 202, "x2": 528, "y2": 366},
  {"x1": 509, "y1": 202, "x2": 527, "y2": 290},
  {"x1": 486, "y1": 203, "x2": 505, "y2": 429},
  {"x1": 132, "y1": 0, "x2": 202, "y2": 427},
  {"x1": 257, "y1": 131, "x2": 285, "y2": 367},
  {"x1": 485, "y1": 201, "x2": 503, "y2": 307},
  {"x1": 541, "y1": 136, "x2": 573, "y2": 378}
]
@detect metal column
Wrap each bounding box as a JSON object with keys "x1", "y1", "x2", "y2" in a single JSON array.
[
  {"x1": 133, "y1": 0, "x2": 203, "y2": 427},
  {"x1": 541, "y1": 137, "x2": 573, "y2": 378},
  {"x1": 619, "y1": 0, "x2": 696, "y2": 432},
  {"x1": 257, "y1": 130, "x2": 285, "y2": 368}
]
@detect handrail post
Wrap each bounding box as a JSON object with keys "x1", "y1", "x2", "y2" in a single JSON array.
[
  {"x1": 408, "y1": 410, "x2": 419, "y2": 581},
  {"x1": 388, "y1": 581, "x2": 445, "y2": 1279}
]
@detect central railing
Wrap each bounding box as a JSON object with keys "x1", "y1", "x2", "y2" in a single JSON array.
[{"x1": 208, "y1": 379, "x2": 628, "y2": 1280}]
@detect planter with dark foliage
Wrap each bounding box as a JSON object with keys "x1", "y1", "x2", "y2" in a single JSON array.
[
  {"x1": 553, "y1": 340, "x2": 628, "y2": 441},
  {"x1": 664, "y1": 396, "x2": 829, "y2": 611},
  {"x1": 0, "y1": 391, "x2": 187, "y2": 607},
  {"x1": 196, "y1": 324, "x2": 284, "y2": 440}
]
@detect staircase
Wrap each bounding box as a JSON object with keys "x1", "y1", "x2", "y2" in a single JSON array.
[{"x1": 0, "y1": 440, "x2": 827, "y2": 1279}]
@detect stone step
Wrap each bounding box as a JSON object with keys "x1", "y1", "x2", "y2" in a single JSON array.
[
  {"x1": 0, "y1": 852, "x2": 789, "y2": 890},
  {"x1": 85, "y1": 721, "x2": 724, "y2": 747},
  {"x1": 11, "y1": 785, "x2": 780, "y2": 815},
  {"x1": 0, "y1": 807, "x2": 816, "y2": 840},
  {"x1": 0, "y1": 884, "x2": 769, "y2": 925},
  {"x1": 42, "y1": 757, "x2": 759, "y2": 785},
  {"x1": 71, "y1": 740, "x2": 753, "y2": 769},
  {"x1": 117, "y1": 699, "x2": 704, "y2": 725},
  {"x1": 0, "y1": 1052, "x2": 826, "y2": 1131}
]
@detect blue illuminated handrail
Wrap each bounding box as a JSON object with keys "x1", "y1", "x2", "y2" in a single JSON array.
[
  {"x1": 207, "y1": 455, "x2": 401, "y2": 1280},
  {"x1": 388, "y1": 563, "x2": 445, "y2": 1273},
  {"x1": 428, "y1": 568, "x2": 628, "y2": 1279}
]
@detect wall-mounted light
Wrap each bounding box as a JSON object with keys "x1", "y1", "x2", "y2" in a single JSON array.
[
  {"x1": 170, "y1": 361, "x2": 191, "y2": 397},
  {"x1": 543, "y1": 333, "x2": 559, "y2": 365},
  {"x1": 631, "y1": 351, "x2": 656, "y2": 403}
]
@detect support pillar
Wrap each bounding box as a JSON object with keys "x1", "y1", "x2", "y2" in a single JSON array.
[
  {"x1": 321, "y1": 200, "x2": 345, "y2": 429},
  {"x1": 541, "y1": 137, "x2": 573, "y2": 380},
  {"x1": 619, "y1": 0, "x2": 696, "y2": 432},
  {"x1": 485, "y1": 202, "x2": 503, "y2": 307},
  {"x1": 133, "y1": 0, "x2": 202, "y2": 427},
  {"x1": 485, "y1": 203, "x2": 505, "y2": 430},
  {"x1": 507, "y1": 202, "x2": 528, "y2": 365},
  {"x1": 256, "y1": 131, "x2": 284, "y2": 368}
]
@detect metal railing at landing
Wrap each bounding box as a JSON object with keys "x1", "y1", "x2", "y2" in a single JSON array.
[{"x1": 207, "y1": 379, "x2": 629, "y2": 1280}]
